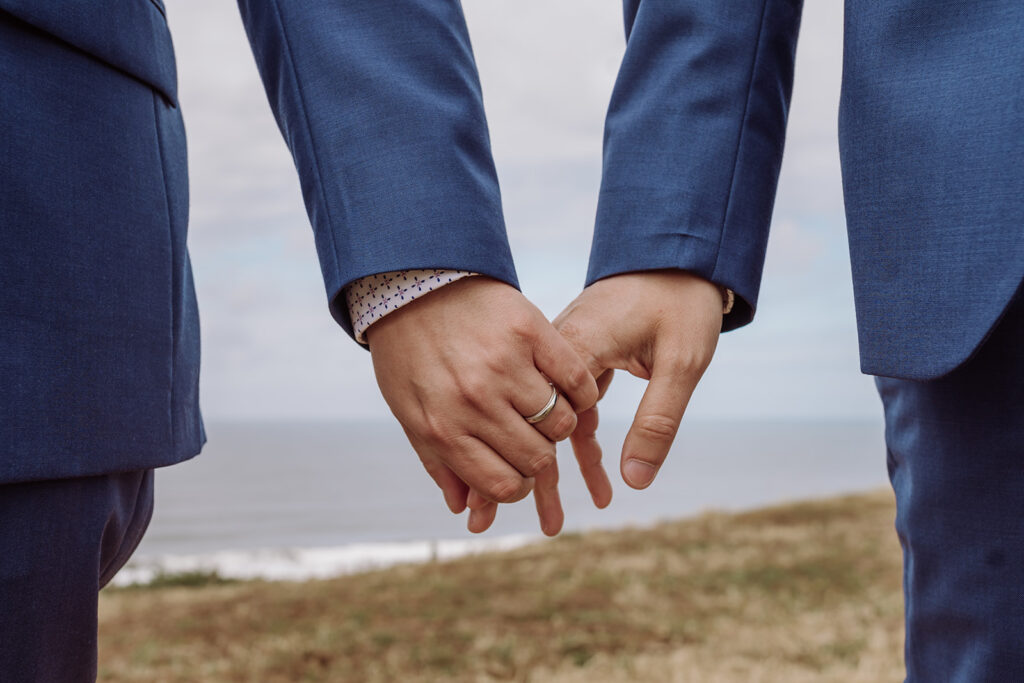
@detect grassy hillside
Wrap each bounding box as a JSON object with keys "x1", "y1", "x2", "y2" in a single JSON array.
[{"x1": 98, "y1": 490, "x2": 904, "y2": 682}]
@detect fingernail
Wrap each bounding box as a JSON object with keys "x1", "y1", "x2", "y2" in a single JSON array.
[{"x1": 623, "y1": 459, "x2": 656, "y2": 488}]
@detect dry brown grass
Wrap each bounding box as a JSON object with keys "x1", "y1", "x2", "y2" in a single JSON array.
[{"x1": 98, "y1": 490, "x2": 904, "y2": 682}]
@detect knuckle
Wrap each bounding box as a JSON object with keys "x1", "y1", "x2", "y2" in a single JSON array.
[
  {"x1": 549, "y1": 411, "x2": 577, "y2": 441},
  {"x1": 524, "y1": 450, "x2": 556, "y2": 477},
  {"x1": 486, "y1": 477, "x2": 525, "y2": 503},
  {"x1": 482, "y1": 348, "x2": 513, "y2": 377},
  {"x1": 418, "y1": 414, "x2": 452, "y2": 447},
  {"x1": 435, "y1": 431, "x2": 470, "y2": 453},
  {"x1": 633, "y1": 414, "x2": 679, "y2": 443},
  {"x1": 579, "y1": 448, "x2": 603, "y2": 468},
  {"x1": 453, "y1": 371, "x2": 492, "y2": 409},
  {"x1": 565, "y1": 363, "x2": 592, "y2": 394},
  {"x1": 663, "y1": 349, "x2": 709, "y2": 380},
  {"x1": 556, "y1": 317, "x2": 586, "y2": 347},
  {"x1": 506, "y1": 311, "x2": 537, "y2": 342},
  {"x1": 420, "y1": 416, "x2": 469, "y2": 453}
]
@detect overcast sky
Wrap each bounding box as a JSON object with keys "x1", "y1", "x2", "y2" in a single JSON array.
[{"x1": 165, "y1": 1, "x2": 880, "y2": 423}]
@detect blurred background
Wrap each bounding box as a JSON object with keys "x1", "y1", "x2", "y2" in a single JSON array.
[{"x1": 118, "y1": 1, "x2": 889, "y2": 583}]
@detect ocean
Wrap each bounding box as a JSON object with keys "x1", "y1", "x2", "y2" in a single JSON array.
[{"x1": 115, "y1": 419, "x2": 890, "y2": 585}]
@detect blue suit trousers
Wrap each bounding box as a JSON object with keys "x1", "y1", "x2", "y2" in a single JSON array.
[
  {"x1": 878, "y1": 288, "x2": 1024, "y2": 681},
  {"x1": 0, "y1": 470, "x2": 154, "y2": 682}
]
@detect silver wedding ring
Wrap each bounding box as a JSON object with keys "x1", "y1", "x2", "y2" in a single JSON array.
[{"x1": 524, "y1": 385, "x2": 558, "y2": 424}]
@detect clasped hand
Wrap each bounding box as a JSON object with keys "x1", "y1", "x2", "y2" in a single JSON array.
[{"x1": 367, "y1": 271, "x2": 723, "y2": 535}]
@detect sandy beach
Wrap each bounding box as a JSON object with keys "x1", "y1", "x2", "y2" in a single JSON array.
[{"x1": 97, "y1": 489, "x2": 903, "y2": 682}]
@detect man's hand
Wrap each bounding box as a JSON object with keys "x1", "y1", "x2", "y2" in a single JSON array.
[
  {"x1": 366, "y1": 277, "x2": 600, "y2": 536},
  {"x1": 554, "y1": 271, "x2": 723, "y2": 492}
]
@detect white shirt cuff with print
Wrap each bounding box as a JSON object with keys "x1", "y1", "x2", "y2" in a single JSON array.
[{"x1": 344, "y1": 269, "x2": 478, "y2": 344}]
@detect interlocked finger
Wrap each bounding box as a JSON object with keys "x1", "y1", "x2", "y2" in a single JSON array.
[
  {"x1": 512, "y1": 376, "x2": 577, "y2": 443},
  {"x1": 467, "y1": 493, "x2": 498, "y2": 533}
]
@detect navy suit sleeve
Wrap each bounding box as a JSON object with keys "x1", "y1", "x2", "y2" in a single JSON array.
[
  {"x1": 588, "y1": 0, "x2": 803, "y2": 330},
  {"x1": 235, "y1": 0, "x2": 517, "y2": 336}
]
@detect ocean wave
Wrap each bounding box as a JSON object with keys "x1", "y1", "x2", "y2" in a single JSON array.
[{"x1": 111, "y1": 533, "x2": 542, "y2": 586}]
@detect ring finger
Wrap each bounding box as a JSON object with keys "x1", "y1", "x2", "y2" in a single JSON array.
[{"x1": 512, "y1": 376, "x2": 577, "y2": 443}]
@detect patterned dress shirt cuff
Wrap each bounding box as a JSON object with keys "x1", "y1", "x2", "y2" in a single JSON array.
[{"x1": 344, "y1": 269, "x2": 479, "y2": 344}]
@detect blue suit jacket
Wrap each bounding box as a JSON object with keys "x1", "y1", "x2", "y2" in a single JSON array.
[
  {"x1": 0, "y1": 0, "x2": 1020, "y2": 483},
  {"x1": 587, "y1": 0, "x2": 1023, "y2": 379}
]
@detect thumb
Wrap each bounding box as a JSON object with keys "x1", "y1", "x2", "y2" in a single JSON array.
[{"x1": 620, "y1": 355, "x2": 700, "y2": 489}]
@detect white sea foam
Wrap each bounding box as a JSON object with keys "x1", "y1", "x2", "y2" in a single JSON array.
[{"x1": 111, "y1": 533, "x2": 542, "y2": 586}]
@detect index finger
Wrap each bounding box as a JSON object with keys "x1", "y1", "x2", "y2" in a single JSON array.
[
  {"x1": 532, "y1": 324, "x2": 599, "y2": 413},
  {"x1": 569, "y1": 405, "x2": 612, "y2": 509}
]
